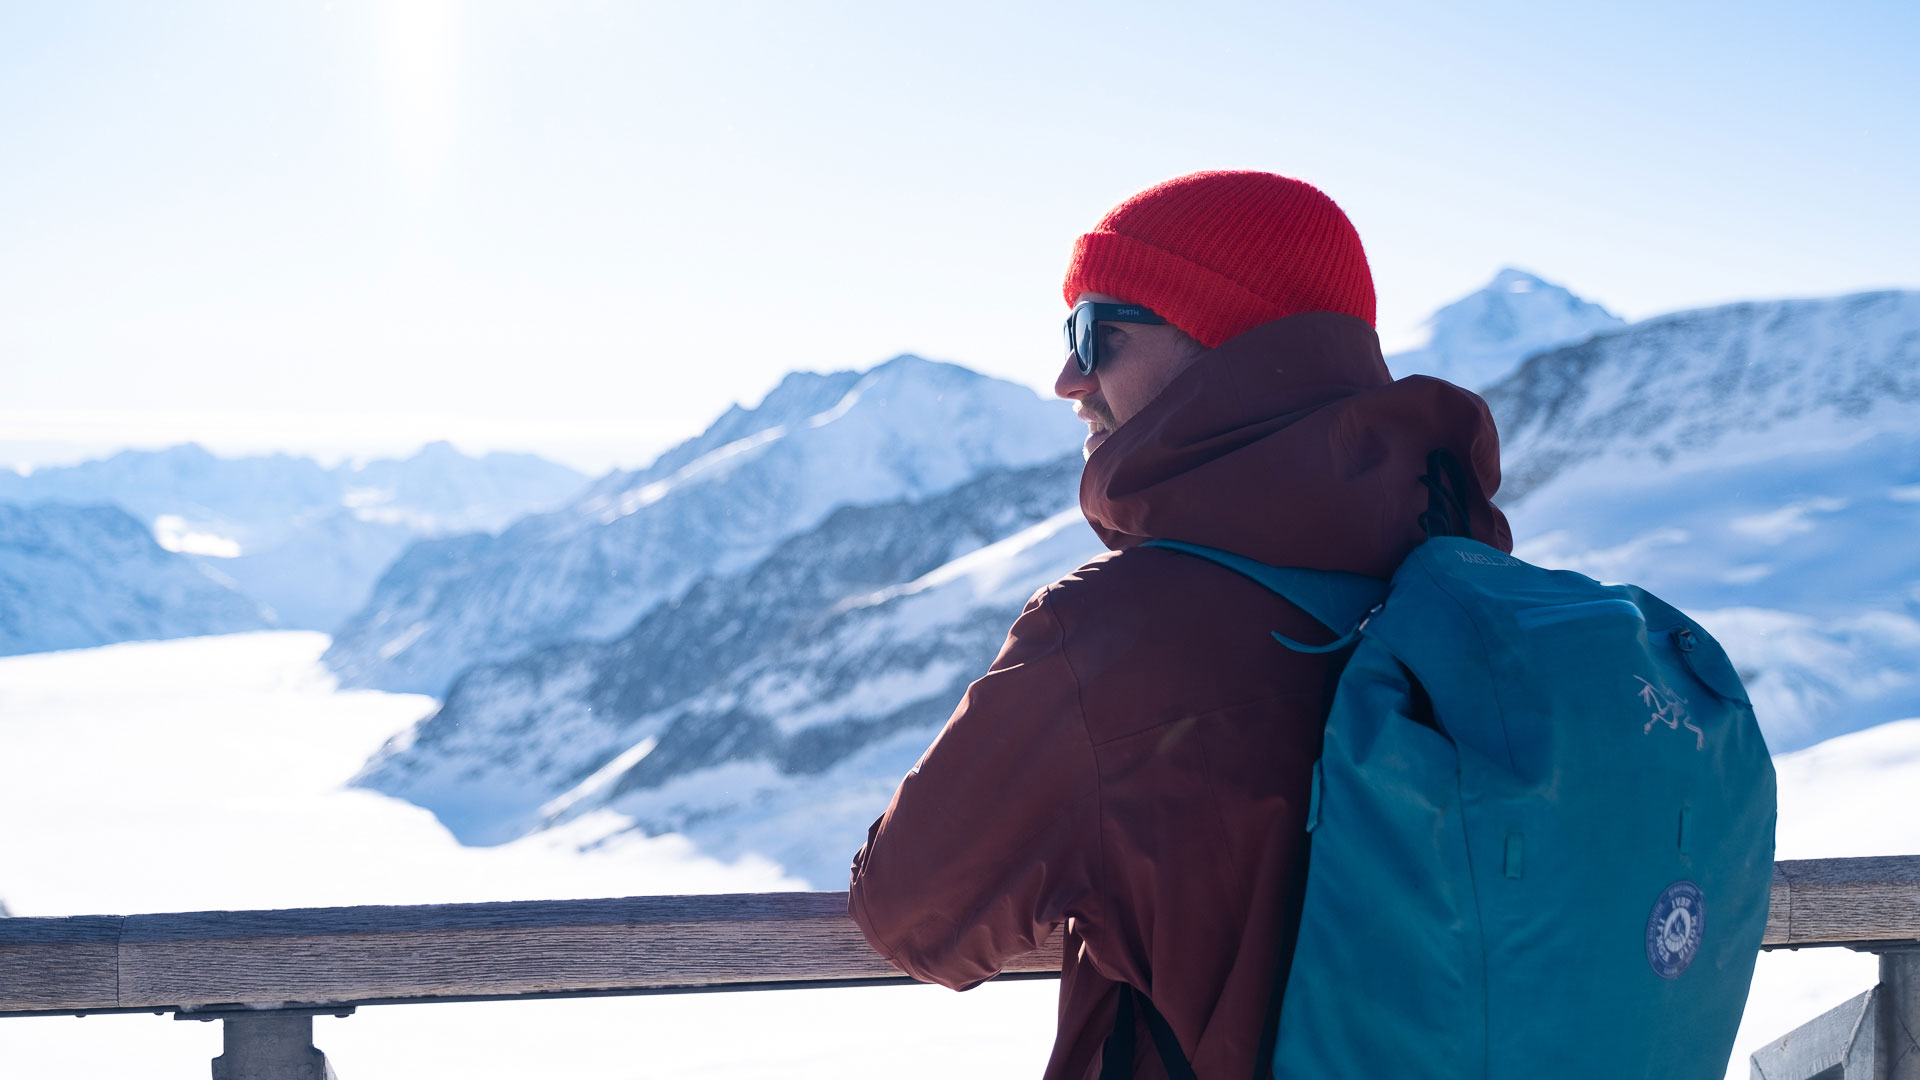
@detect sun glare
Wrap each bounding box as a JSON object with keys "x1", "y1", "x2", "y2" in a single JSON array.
[{"x1": 379, "y1": 0, "x2": 457, "y2": 188}]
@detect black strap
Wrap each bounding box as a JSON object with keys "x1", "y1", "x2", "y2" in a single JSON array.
[
  {"x1": 1099, "y1": 985, "x2": 1135, "y2": 1079},
  {"x1": 1101, "y1": 985, "x2": 1198, "y2": 1080},
  {"x1": 1417, "y1": 447, "x2": 1474, "y2": 540},
  {"x1": 1140, "y1": 990, "x2": 1199, "y2": 1080}
]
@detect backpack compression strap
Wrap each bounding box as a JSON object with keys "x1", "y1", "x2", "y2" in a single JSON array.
[{"x1": 1142, "y1": 539, "x2": 1389, "y2": 652}]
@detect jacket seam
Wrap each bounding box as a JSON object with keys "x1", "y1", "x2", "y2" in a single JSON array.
[{"x1": 1039, "y1": 585, "x2": 1108, "y2": 928}]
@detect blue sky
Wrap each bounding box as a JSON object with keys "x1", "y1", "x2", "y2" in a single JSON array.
[{"x1": 3, "y1": 0, "x2": 1914, "y2": 471}]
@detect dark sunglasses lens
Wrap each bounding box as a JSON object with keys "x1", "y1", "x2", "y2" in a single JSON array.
[{"x1": 1073, "y1": 306, "x2": 1096, "y2": 375}]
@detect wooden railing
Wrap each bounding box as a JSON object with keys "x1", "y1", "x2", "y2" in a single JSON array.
[{"x1": 4, "y1": 857, "x2": 1919, "y2": 1077}]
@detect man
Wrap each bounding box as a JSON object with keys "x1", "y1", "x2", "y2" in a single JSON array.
[{"x1": 848, "y1": 170, "x2": 1512, "y2": 1079}]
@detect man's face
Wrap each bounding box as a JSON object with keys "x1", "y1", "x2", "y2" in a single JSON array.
[{"x1": 1055, "y1": 292, "x2": 1206, "y2": 458}]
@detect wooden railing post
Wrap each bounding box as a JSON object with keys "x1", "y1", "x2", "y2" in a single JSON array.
[
  {"x1": 214, "y1": 1015, "x2": 333, "y2": 1080},
  {"x1": 1746, "y1": 947, "x2": 1920, "y2": 1079},
  {"x1": 178, "y1": 1006, "x2": 350, "y2": 1080},
  {"x1": 1884, "y1": 950, "x2": 1920, "y2": 1080}
]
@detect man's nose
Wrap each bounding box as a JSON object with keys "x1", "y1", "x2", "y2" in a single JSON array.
[{"x1": 1054, "y1": 353, "x2": 1096, "y2": 401}]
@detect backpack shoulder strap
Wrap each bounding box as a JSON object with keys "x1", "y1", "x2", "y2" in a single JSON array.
[{"x1": 1143, "y1": 539, "x2": 1390, "y2": 641}]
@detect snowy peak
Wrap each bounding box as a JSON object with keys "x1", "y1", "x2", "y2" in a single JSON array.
[
  {"x1": 343, "y1": 442, "x2": 587, "y2": 533},
  {"x1": 575, "y1": 353, "x2": 1077, "y2": 530},
  {"x1": 1389, "y1": 267, "x2": 1625, "y2": 389},
  {"x1": 588, "y1": 368, "x2": 870, "y2": 500},
  {"x1": 1486, "y1": 289, "x2": 1920, "y2": 503},
  {"x1": 324, "y1": 354, "x2": 1084, "y2": 695}
]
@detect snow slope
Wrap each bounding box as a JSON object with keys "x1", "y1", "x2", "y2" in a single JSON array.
[
  {"x1": 0, "y1": 502, "x2": 270, "y2": 655},
  {"x1": 1386, "y1": 267, "x2": 1624, "y2": 389},
  {"x1": 0, "y1": 442, "x2": 587, "y2": 630},
  {"x1": 0, "y1": 634, "x2": 1909, "y2": 1079},
  {"x1": 323, "y1": 355, "x2": 1085, "y2": 696},
  {"x1": 0, "y1": 633, "x2": 1055, "y2": 1080},
  {"x1": 1490, "y1": 290, "x2": 1920, "y2": 750},
  {"x1": 355, "y1": 455, "x2": 1086, "y2": 846},
  {"x1": 1485, "y1": 289, "x2": 1920, "y2": 503}
]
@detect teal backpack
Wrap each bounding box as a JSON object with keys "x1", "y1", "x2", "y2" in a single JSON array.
[{"x1": 1126, "y1": 453, "x2": 1777, "y2": 1080}]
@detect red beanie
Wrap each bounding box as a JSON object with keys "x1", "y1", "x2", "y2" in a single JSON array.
[{"x1": 1062, "y1": 170, "x2": 1376, "y2": 348}]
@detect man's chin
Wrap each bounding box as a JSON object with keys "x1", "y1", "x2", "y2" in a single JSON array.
[{"x1": 1082, "y1": 428, "x2": 1111, "y2": 459}]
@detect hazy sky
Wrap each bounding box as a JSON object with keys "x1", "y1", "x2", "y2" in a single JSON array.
[{"x1": 4, "y1": 0, "x2": 1915, "y2": 472}]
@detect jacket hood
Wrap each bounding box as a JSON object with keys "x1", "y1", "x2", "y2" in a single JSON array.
[{"x1": 1081, "y1": 311, "x2": 1512, "y2": 577}]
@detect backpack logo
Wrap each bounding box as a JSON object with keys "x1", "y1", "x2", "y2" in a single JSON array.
[
  {"x1": 1636, "y1": 676, "x2": 1704, "y2": 750},
  {"x1": 1646, "y1": 880, "x2": 1705, "y2": 979},
  {"x1": 1454, "y1": 550, "x2": 1523, "y2": 567}
]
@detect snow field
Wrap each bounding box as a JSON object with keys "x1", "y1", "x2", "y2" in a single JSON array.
[
  {"x1": 2, "y1": 634, "x2": 1915, "y2": 1078},
  {"x1": 0, "y1": 632, "x2": 1051, "y2": 1078}
]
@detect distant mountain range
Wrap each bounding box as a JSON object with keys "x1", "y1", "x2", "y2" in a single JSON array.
[
  {"x1": 0, "y1": 442, "x2": 587, "y2": 635},
  {"x1": 0, "y1": 502, "x2": 270, "y2": 656},
  {"x1": 12, "y1": 268, "x2": 1912, "y2": 889},
  {"x1": 349, "y1": 278, "x2": 1920, "y2": 886}
]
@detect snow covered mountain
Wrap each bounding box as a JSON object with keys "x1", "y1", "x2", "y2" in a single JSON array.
[
  {"x1": 1485, "y1": 289, "x2": 1919, "y2": 502},
  {"x1": 352, "y1": 284, "x2": 1920, "y2": 886},
  {"x1": 1387, "y1": 267, "x2": 1625, "y2": 389},
  {"x1": 354, "y1": 455, "x2": 1086, "y2": 845},
  {"x1": 323, "y1": 356, "x2": 1086, "y2": 696},
  {"x1": 0, "y1": 442, "x2": 587, "y2": 629},
  {"x1": 0, "y1": 502, "x2": 271, "y2": 655},
  {"x1": 1485, "y1": 289, "x2": 1920, "y2": 751}
]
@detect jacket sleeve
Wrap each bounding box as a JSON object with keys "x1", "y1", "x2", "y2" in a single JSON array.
[{"x1": 846, "y1": 587, "x2": 1102, "y2": 990}]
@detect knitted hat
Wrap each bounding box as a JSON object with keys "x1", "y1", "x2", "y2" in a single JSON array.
[{"x1": 1062, "y1": 170, "x2": 1376, "y2": 348}]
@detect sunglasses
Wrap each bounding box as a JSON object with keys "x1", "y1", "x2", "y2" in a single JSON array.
[{"x1": 1063, "y1": 300, "x2": 1167, "y2": 376}]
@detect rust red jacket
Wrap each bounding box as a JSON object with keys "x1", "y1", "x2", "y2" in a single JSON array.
[{"x1": 848, "y1": 313, "x2": 1512, "y2": 1079}]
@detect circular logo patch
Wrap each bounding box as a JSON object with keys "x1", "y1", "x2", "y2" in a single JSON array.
[{"x1": 1646, "y1": 880, "x2": 1705, "y2": 979}]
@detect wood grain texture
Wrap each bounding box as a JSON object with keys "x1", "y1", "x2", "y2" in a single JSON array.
[
  {"x1": 116, "y1": 892, "x2": 1059, "y2": 1008},
  {"x1": 1774, "y1": 856, "x2": 1920, "y2": 948},
  {"x1": 0, "y1": 915, "x2": 123, "y2": 1011},
  {"x1": 4, "y1": 856, "x2": 1916, "y2": 1016},
  {"x1": 1765, "y1": 863, "x2": 1792, "y2": 946}
]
